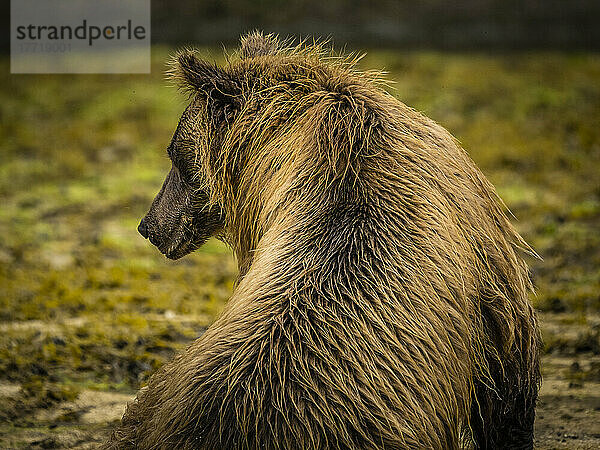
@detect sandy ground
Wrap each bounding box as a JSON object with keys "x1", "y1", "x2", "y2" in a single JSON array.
[{"x1": 536, "y1": 380, "x2": 600, "y2": 449}]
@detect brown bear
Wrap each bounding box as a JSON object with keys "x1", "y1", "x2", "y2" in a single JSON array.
[{"x1": 105, "y1": 32, "x2": 541, "y2": 449}]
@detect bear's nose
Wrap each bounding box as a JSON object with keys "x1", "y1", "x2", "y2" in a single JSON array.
[{"x1": 138, "y1": 219, "x2": 149, "y2": 239}]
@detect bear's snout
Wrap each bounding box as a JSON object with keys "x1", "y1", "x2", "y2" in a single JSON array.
[
  {"x1": 137, "y1": 218, "x2": 149, "y2": 239},
  {"x1": 137, "y1": 217, "x2": 163, "y2": 247}
]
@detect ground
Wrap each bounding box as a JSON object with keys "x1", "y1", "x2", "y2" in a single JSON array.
[{"x1": 0, "y1": 48, "x2": 598, "y2": 448}]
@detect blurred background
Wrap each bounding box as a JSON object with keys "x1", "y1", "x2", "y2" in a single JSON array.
[{"x1": 1, "y1": 1, "x2": 599, "y2": 448}]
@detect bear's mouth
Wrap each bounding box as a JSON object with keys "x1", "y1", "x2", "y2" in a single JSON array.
[
  {"x1": 159, "y1": 234, "x2": 195, "y2": 260},
  {"x1": 163, "y1": 240, "x2": 194, "y2": 260},
  {"x1": 159, "y1": 230, "x2": 208, "y2": 260},
  {"x1": 148, "y1": 224, "x2": 191, "y2": 260}
]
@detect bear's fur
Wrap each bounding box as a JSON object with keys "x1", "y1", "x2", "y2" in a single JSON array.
[{"x1": 105, "y1": 32, "x2": 541, "y2": 449}]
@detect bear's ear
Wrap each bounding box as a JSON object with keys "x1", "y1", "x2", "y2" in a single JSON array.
[
  {"x1": 240, "y1": 31, "x2": 280, "y2": 58},
  {"x1": 169, "y1": 50, "x2": 241, "y2": 105}
]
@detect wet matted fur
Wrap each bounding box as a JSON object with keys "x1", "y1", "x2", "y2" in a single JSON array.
[{"x1": 104, "y1": 32, "x2": 542, "y2": 449}]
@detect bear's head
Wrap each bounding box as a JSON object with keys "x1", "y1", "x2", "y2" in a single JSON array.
[{"x1": 138, "y1": 32, "x2": 283, "y2": 259}]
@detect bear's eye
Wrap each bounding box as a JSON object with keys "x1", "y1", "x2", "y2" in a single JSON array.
[
  {"x1": 167, "y1": 140, "x2": 183, "y2": 166},
  {"x1": 166, "y1": 142, "x2": 176, "y2": 161},
  {"x1": 169, "y1": 140, "x2": 199, "y2": 184}
]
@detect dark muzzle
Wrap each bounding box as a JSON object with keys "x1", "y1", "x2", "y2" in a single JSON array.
[{"x1": 137, "y1": 218, "x2": 149, "y2": 239}]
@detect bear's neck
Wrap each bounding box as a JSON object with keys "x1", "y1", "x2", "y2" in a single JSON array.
[{"x1": 230, "y1": 165, "x2": 376, "y2": 284}]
